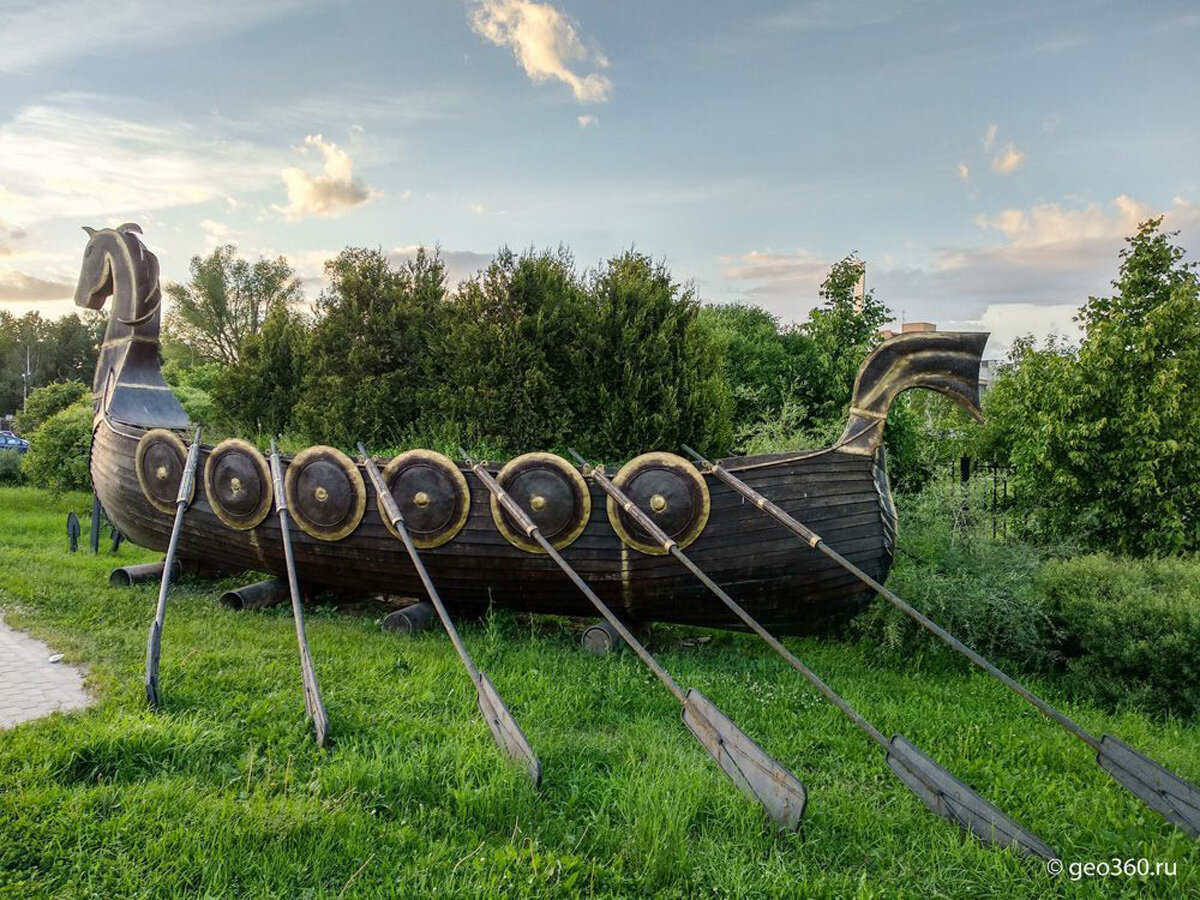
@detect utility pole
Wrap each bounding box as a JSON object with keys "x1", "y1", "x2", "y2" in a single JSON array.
[{"x1": 22, "y1": 344, "x2": 30, "y2": 407}]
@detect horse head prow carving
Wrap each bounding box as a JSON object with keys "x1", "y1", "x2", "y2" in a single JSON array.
[{"x1": 75, "y1": 224, "x2": 187, "y2": 430}]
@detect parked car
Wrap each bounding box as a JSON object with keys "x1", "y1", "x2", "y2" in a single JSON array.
[{"x1": 0, "y1": 431, "x2": 29, "y2": 453}]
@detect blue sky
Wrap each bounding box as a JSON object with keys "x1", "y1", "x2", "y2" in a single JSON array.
[{"x1": 1, "y1": 0, "x2": 1197, "y2": 353}]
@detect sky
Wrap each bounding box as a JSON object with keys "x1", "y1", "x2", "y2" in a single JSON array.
[{"x1": 1, "y1": 0, "x2": 1197, "y2": 356}]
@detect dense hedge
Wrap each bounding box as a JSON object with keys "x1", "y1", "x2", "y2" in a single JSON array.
[
  {"x1": 0, "y1": 449, "x2": 23, "y2": 484},
  {"x1": 854, "y1": 480, "x2": 1200, "y2": 718}
]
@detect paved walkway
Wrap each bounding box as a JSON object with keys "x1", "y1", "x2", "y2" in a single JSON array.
[{"x1": 0, "y1": 617, "x2": 91, "y2": 729}]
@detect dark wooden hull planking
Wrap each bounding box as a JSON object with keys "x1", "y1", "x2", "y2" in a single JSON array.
[{"x1": 93, "y1": 416, "x2": 895, "y2": 635}]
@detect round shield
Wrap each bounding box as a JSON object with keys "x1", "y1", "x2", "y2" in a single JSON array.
[
  {"x1": 135, "y1": 429, "x2": 191, "y2": 514},
  {"x1": 380, "y1": 450, "x2": 470, "y2": 549},
  {"x1": 284, "y1": 446, "x2": 366, "y2": 541},
  {"x1": 204, "y1": 438, "x2": 273, "y2": 531},
  {"x1": 607, "y1": 452, "x2": 710, "y2": 555},
  {"x1": 490, "y1": 452, "x2": 591, "y2": 553}
]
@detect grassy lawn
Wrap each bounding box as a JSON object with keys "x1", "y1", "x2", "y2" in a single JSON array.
[{"x1": 1, "y1": 486, "x2": 1197, "y2": 898}]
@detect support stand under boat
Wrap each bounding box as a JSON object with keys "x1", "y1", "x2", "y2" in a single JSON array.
[
  {"x1": 572, "y1": 449, "x2": 1055, "y2": 861},
  {"x1": 463, "y1": 449, "x2": 807, "y2": 832},
  {"x1": 683, "y1": 444, "x2": 1200, "y2": 842}
]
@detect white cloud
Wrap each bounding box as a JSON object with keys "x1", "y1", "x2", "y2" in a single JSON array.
[
  {"x1": 577, "y1": 114, "x2": 598, "y2": 128},
  {"x1": 982, "y1": 123, "x2": 998, "y2": 151},
  {"x1": 200, "y1": 219, "x2": 237, "y2": 249},
  {"x1": 0, "y1": 0, "x2": 327, "y2": 72},
  {"x1": 470, "y1": 0, "x2": 612, "y2": 103},
  {"x1": 720, "y1": 196, "x2": 1200, "y2": 334},
  {"x1": 390, "y1": 246, "x2": 494, "y2": 288},
  {"x1": 276, "y1": 134, "x2": 374, "y2": 220},
  {"x1": 0, "y1": 96, "x2": 284, "y2": 223},
  {"x1": 990, "y1": 142, "x2": 1025, "y2": 174},
  {"x1": 957, "y1": 162, "x2": 970, "y2": 182},
  {"x1": 0, "y1": 270, "x2": 73, "y2": 303}
]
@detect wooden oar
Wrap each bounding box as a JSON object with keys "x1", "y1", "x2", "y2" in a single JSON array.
[
  {"x1": 462, "y1": 450, "x2": 807, "y2": 831},
  {"x1": 269, "y1": 439, "x2": 329, "y2": 748},
  {"x1": 144, "y1": 426, "x2": 202, "y2": 708},
  {"x1": 683, "y1": 444, "x2": 1200, "y2": 841},
  {"x1": 573, "y1": 449, "x2": 1054, "y2": 860},
  {"x1": 358, "y1": 444, "x2": 541, "y2": 784}
]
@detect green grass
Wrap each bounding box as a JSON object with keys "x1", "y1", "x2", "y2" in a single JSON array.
[{"x1": 1, "y1": 486, "x2": 1197, "y2": 898}]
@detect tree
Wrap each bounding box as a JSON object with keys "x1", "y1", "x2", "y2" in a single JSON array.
[
  {"x1": 165, "y1": 246, "x2": 303, "y2": 364},
  {"x1": 585, "y1": 251, "x2": 731, "y2": 457},
  {"x1": 0, "y1": 311, "x2": 104, "y2": 415},
  {"x1": 982, "y1": 219, "x2": 1200, "y2": 554},
  {"x1": 295, "y1": 247, "x2": 448, "y2": 447},
  {"x1": 212, "y1": 302, "x2": 310, "y2": 436},
  {"x1": 13, "y1": 381, "x2": 89, "y2": 435}
]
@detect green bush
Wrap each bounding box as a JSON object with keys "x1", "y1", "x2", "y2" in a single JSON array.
[
  {"x1": 21, "y1": 401, "x2": 92, "y2": 493},
  {"x1": 13, "y1": 380, "x2": 89, "y2": 435},
  {"x1": 853, "y1": 480, "x2": 1200, "y2": 718},
  {"x1": 0, "y1": 449, "x2": 23, "y2": 484},
  {"x1": 170, "y1": 385, "x2": 213, "y2": 426},
  {"x1": 1036, "y1": 555, "x2": 1200, "y2": 718}
]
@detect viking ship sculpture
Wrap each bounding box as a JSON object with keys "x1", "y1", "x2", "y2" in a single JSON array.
[{"x1": 78, "y1": 224, "x2": 1198, "y2": 859}]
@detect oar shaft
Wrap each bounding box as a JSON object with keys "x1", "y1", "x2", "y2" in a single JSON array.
[
  {"x1": 575, "y1": 451, "x2": 887, "y2": 748},
  {"x1": 357, "y1": 445, "x2": 479, "y2": 682},
  {"x1": 145, "y1": 426, "x2": 202, "y2": 707},
  {"x1": 465, "y1": 456, "x2": 687, "y2": 705},
  {"x1": 683, "y1": 445, "x2": 1097, "y2": 750}
]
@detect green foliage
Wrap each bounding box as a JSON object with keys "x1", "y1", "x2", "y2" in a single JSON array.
[
  {"x1": 0, "y1": 311, "x2": 104, "y2": 416},
  {"x1": 698, "y1": 304, "x2": 800, "y2": 430},
  {"x1": 20, "y1": 401, "x2": 92, "y2": 493},
  {"x1": 437, "y1": 247, "x2": 588, "y2": 454},
  {"x1": 585, "y1": 251, "x2": 731, "y2": 458},
  {"x1": 211, "y1": 303, "x2": 310, "y2": 436},
  {"x1": 855, "y1": 478, "x2": 1200, "y2": 717},
  {"x1": 0, "y1": 449, "x2": 23, "y2": 484},
  {"x1": 978, "y1": 219, "x2": 1200, "y2": 554},
  {"x1": 295, "y1": 247, "x2": 448, "y2": 448},
  {"x1": 12, "y1": 380, "x2": 89, "y2": 435},
  {"x1": 1036, "y1": 554, "x2": 1200, "y2": 718},
  {"x1": 164, "y1": 245, "x2": 303, "y2": 365},
  {"x1": 170, "y1": 385, "x2": 214, "y2": 426}
]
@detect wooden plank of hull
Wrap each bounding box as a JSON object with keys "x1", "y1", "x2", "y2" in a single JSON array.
[{"x1": 92, "y1": 418, "x2": 896, "y2": 635}]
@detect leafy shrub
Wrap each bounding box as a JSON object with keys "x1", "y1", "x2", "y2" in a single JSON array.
[
  {"x1": 0, "y1": 449, "x2": 23, "y2": 484},
  {"x1": 854, "y1": 479, "x2": 1200, "y2": 718},
  {"x1": 13, "y1": 380, "x2": 89, "y2": 435},
  {"x1": 21, "y1": 401, "x2": 92, "y2": 493},
  {"x1": 1036, "y1": 555, "x2": 1200, "y2": 718},
  {"x1": 170, "y1": 385, "x2": 213, "y2": 426}
]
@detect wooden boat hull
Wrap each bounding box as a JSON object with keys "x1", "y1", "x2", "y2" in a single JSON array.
[
  {"x1": 93, "y1": 416, "x2": 895, "y2": 635},
  {"x1": 76, "y1": 225, "x2": 987, "y2": 636}
]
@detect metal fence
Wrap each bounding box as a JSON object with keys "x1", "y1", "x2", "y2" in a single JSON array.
[{"x1": 950, "y1": 456, "x2": 1019, "y2": 540}]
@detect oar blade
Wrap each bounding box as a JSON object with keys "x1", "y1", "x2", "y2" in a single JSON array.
[
  {"x1": 887, "y1": 734, "x2": 1056, "y2": 860},
  {"x1": 683, "y1": 689, "x2": 806, "y2": 831},
  {"x1": 476, "y1": 672, "x2": 542, "y2": 786},
  {"x1": 1098, "y1": 734, "x2": 1200, "y2": 838}
]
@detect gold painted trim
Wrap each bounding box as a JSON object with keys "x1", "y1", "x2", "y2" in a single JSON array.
[
  {"x1": 489, "y1": 451, "x2": 591, "y2": 554},
  {"x1": 204, "y1": 438, "x2": 273, "y2": 531},
  {"x1": 284, "y1": 445, "x2": 366, "y2": 542},
  {"x1": 135, "y1": 428, "x2": 190, "y2": 515},
  {"x1": 379, "y1": 449, "x2": 470, "y2": 549},
  {"x1": 607, "y1": 451, "x2": 710, "y2": 556}
]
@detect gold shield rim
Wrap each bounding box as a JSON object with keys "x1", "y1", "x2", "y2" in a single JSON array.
[
  {"x1": 379, "y1": 449, "x2": 471, "y2": 549},
  {"x1": 135, "y1": 428, "x2": 191, "y2": 515},
  {"x1": 489, "y1": 451, "x2": 591, "y2": 554},
  {"x1": 606, "y1": 451, "x2": 710, "y2": 556},
  {"x1": 284, "y1": 445, "x2": 366, "y2": 542},
  {"x1": 204, "y1": 438, "x2": 273, "y2": 531}
]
